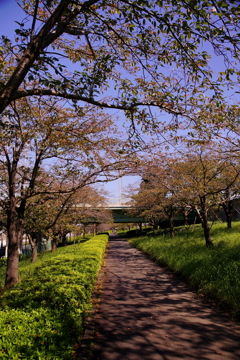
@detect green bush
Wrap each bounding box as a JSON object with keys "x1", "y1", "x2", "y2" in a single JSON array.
[{"x1": 0, "y1": 234, "x2": 108, "y2": 359}]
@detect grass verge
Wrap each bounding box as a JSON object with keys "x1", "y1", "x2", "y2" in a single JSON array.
[
  {"x1": 129, "y1": 222, "x2": 240, "y2": 319},
  {"x1": 0, "y1": 234, "x2": 108, "y2": 360}
]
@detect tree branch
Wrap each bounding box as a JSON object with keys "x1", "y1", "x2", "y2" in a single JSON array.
[
  {"x1": 0, "y1": 0, "x2": 101, "y2": 113},
  {"x1": 30, "y1": 0, "x2": 40, "y2": 41},
  {"x1": 11, "y1": 88, "x2": 186, "y2": 116}
]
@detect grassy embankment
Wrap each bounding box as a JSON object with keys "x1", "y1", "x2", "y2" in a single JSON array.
[
  {"x1": 0, "y1": 234, "x2": 108, "y2": 360},
  {"x1": 127, "y1": 222, "x2": 240, "y2": 319}
]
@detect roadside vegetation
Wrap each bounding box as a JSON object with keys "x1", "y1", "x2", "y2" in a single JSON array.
[
  {"x1": 0, "y1": 234, "x2": 108, "y2": 360},
  {"x1": 128, "y1": 222, "x2": 240, "y2": 319}
]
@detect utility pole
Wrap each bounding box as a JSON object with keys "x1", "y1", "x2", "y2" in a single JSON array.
[{"x1": 118, "y1": 176, "x2": 123, "y2": 206}]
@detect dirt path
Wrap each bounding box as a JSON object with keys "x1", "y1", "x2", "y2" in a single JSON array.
[{"x1": 90, "y1": 235, "x2": 240, "y2": 360}]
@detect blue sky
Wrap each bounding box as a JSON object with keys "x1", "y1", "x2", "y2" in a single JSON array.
[{"x1": 0, "y1": 0, "x2": 25, "y2": 36}]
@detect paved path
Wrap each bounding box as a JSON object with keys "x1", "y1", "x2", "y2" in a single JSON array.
[{"x1": 91, "y1": 236, "x2": 240, "y2": 360}]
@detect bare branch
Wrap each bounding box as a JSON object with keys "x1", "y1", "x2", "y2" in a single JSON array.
[
  {"x1": 11, "y1": 88, "x2": 187, "y2": 117},
  {"x1": 30, "y1": 0, "x2": 40, "y2": 41}
]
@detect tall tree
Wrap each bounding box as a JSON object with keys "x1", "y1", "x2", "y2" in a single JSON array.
[
  {"x1": 24, "y1": 195, "x2": 50, "y2": 262},
  {"x1": 129, "y1": 183, "x2": 165, "y2": 230},
  {"x1": 129, "y1": 166, "x2": 180, "y2": 236},
  {"x1": 134, "y1": 146, "x2": 240, "y2": 245},
  {"x1": 0, "y1": 0, "x2": 239, "y2": 130},
  {"x1": 45, "y1": 185, "x2": 112, "y2": 249},
  {"x1": 0, "y1": 97, "x2": 134, "y2": 288},
  {"x1": 168, "y1": 148, "x2": 240, "y2": 246},
  {"x1": 25, "y1": 187, "x2": 77, "y2": 260}
]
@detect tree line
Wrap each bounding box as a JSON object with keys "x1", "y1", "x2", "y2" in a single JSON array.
[
  {"x1": 129, "y1": 140, "x2": 240, "y2": 246},
  {"x1": 0, "y1": 0, "x2": 240, "y2": 288}
]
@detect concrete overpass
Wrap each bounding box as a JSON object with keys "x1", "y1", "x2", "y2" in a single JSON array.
[
  {"x1": 105, "y1": 198, "x2": 144, "y2": 223},
  {"x1": 74, "y1": 198, "x2": 144, "y2": 224}
]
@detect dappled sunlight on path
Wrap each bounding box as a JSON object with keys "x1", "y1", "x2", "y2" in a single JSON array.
[{"x1": 91, "y1": 236, "x2": 240, "y2": 360}]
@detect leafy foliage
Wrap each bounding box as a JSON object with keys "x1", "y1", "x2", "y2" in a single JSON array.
[
  {"x1": 0, "y1": 0, "x2": 240, "y2": 128},
  {"x1": 130, "y1": 145, "x2": 240, "y2": 245},
  {"x1": 0, "y1": 96, "x2": 132, "y2": 287},
  {"x1": 0, "y1": 234, "x2": 108, "y2": 359}
]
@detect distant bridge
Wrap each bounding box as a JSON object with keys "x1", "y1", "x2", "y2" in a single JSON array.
[
  {"x1": 105, "y1": 198, "x2": 144, "y2": 223},
  {"x1": 74, "y1": 198, "x2": 144, "y2": 224}
]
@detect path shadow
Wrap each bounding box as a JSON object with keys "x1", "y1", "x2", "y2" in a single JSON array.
[{"x1": 90, "y1": 237, "x2": 240, "y2": 360}]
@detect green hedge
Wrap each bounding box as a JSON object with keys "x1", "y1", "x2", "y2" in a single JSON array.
[{"x1": 0, "y1": 234, "x2": 108, "y2": 360}]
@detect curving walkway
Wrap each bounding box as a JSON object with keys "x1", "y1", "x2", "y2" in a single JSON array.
[{"x1": 90, "y1": 235, "x2": 240, "y2": 360}]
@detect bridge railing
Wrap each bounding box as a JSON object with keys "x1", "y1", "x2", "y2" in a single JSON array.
[{"x1": 106, "y1": 198, "x2": 131, "y2": 207}]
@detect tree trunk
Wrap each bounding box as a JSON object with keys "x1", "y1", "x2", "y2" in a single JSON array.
[
  {"x1": 194, "y1": 203, "x2": 213, "y2": 247},
  {"x1": 169, "y1": 214, "x2": 174, "y2": 238},
  {"x1": 202, "y1": 215, "x2": 213, "y2": 246},
  {"x1": 5, "y1": 205, "x2": 20, "y2": 288},
  {"x1": 0, "y1": 0, "x2": 73, "y2": 114},
  {"x1": 227, "y1": 214, "x2": 232, "y2": 229},
  {"x1": 28, "y1": 234, "x2": 38, "y2": 263},
  {"x1": 31, "y1": 243, "x2": 37, "y2": 263},
  {"x1": 5, "y1": 229, "x2": 19, "y2": 288},
  {"x1": 51, "y1": 238, "x2": 58, "y2": 252},
  {"x1": 4, "y1": 155, "x2": 27, "y2": 288},
  {"x1": 198, "y1": 199, "x2": 213, "y2": 247},
  {"x1": 222, "y1": 200, "x2": 233, "y2": 229},
  {"x1": 62, "y1": 233, "x2": 67, "y2": 246},
  {"x1": 19, "y1": 236, "x2": 23, "y2": 255},
  {"x1": 182, "y1": 208, "x2": 190, "y2": 227}
]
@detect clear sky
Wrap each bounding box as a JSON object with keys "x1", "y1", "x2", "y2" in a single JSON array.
[{"x1": 0, "y1": 0, "x2": 25, "y2": 36}]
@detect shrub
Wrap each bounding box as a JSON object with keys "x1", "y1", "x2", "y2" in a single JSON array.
[{"x1": 0, "y1": 234, "x2": 108, "y2": 359}]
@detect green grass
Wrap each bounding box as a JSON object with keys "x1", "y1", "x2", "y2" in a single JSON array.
[
  {"x1": 129, "y1": 222, "x2": 240, "y2": 319},
  {"x1": 0, "y1": 234, "x2": 108, "y2": 359}
]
